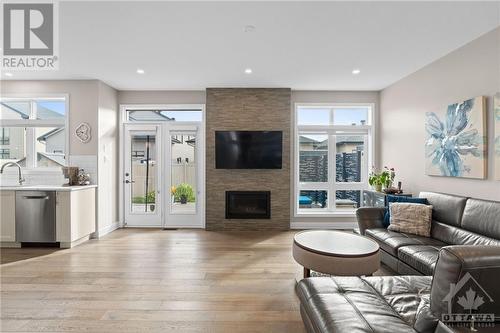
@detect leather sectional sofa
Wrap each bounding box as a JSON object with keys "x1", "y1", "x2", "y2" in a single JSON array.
[
  {"x1": 296, "y1": 192, "x2": 500, "y2": 332},
  {"x1": 357, "y1": 191, "x2": 500, "y2": 275},
  {"x1": 296, "y1": 245, "x2": 500, "y2": 333}
]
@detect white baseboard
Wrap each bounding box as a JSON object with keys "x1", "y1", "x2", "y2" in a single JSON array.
[
  {"x1": 290, "y1": 221, "x2": 357, "y2": 230},
  {"x1": 97, "y1": 221, "x2": 120, "y2": 238}
]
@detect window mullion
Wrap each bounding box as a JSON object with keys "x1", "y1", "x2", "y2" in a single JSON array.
[{"x1": 328, "y1": 134, "x2": 336, "y2": 211}]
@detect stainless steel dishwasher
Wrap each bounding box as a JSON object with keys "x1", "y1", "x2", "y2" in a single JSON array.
[{"x1": 16, "y1": 191, "x2": 57, "y2": 243}]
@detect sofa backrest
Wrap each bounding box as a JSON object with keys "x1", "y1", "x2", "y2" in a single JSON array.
[
  {"x1": 461, "y1": 198, "x2": 500, "y2": 240},
  {"x1": 430, "y1": 246, "x2": 500, "y2": 320},
  {"x1": 419, "y1": 192, "x2": 467, "y2": 227},
  {"x1": 419, "y1": 192, "x2": 500, "y2": 245}
]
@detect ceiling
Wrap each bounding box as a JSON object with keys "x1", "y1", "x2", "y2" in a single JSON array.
[{"x1": 3, "y1": 1, "x2": 500, "y2": 91}]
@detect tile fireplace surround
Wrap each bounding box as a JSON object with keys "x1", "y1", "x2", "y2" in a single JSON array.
[{"x1": 205, "y1": 88, "x2": 291, "y2": 231}]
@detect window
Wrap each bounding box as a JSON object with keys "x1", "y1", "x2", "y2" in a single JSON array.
[
  {"x1": 295, "y1": 104, "x2": 373, "y2": 215},
  {"x1": 127, "y1": 109, "x2": 203, "y2": 122},
  {"x1": 0, "y1": 97, "x2": 67, "y2": 168},
  {"x1": 0, "y1": 149, "x2": 10, "y2": 159},
  {"x1": 0, "y1": 128, "x2": 10, "y2": 145}
]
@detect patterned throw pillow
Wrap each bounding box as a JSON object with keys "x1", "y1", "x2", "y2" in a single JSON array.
[
  {"x1": 387, "y1": 202, "x2": 433, "y2": 237},
  {"x1": 383, "y1": 195, "x2": 428, "y2": 228}
]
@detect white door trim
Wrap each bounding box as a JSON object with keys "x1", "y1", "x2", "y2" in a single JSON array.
[{"x1": 118, "y1": 104, "x2": 206, "y2": 229}]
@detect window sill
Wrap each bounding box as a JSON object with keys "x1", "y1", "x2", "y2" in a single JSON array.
[{"x1": 294, "y1": 210, "x2": 356, "y2": 218}]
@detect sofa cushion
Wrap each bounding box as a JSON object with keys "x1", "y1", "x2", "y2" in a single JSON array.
[
  {"x1": 461, "y1": 198, "x2": 500, "y2": 240},
  {"x1": 431, "y1": 221, "x2": 500, "y2": 246},
  {"x1": 398, "y1": 245, "x2": 443, "y2": 275},
  {"x1": 296, "y1": 276, "x2": 431, "y2": 333},
  {"x1": 366, "y1": 228, "x2": 446, "y2": 257},
  {"x1": 383, "y1": 196, "x2": 429, "y2": 227},
  {"x1": 388, "y1": 203, "x2": 433, "y2": 237},
  {"x1": 418, "y1": 192, "x2": 467, "y2": 227}
]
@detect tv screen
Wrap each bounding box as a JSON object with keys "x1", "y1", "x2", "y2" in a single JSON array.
[{"x1": 215, "y1": 131, "x2": 282, "y2": 169}]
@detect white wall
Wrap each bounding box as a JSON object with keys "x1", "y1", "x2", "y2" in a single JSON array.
[
  {"x1": 380, "y1": 27, "x2": 500, "y2": 201},
  {"x1": 290, "y1": 90, "x2": 380, "y2": 227},
  {"x1": 97, "y1": 82, "x2": 119, "y2": 235},
  {"x1": 118, "y1": 90, "x2": 206, "y2": 105}
]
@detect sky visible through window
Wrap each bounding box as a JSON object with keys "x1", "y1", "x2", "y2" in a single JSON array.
[
  {"x1": 38, "y1": 101, "x2": 66, "y2": 117},
  {"x1": 161, "y1": 111, "x2": 202, "y2": 121},
  {"x1": 298, "y1": 107, "x2": 368, "y2": 126}
]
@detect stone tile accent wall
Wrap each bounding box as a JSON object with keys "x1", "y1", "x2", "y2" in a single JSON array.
[{"x1": 206, "y1": 88, "x2": 291, "y2": 231}]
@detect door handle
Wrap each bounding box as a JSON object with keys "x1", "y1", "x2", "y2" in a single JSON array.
[
  {"x1": 125, "y1": 180, "x2": 135, "y2": 184},
  {"x1": 23, "y1": 195, "x2": 49, "y2": 200}
]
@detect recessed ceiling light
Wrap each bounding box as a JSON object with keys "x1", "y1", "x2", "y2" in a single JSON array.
[
  {"x1": 244, "y1": 68, "x2": 252, "y2": 74},
  {"x1": 136, "y1": 68, "x2": 145, "y2": 74},
  {"x1": 4, "y1": 72, "x2": 13, "y2": 77},
  {"x1": 352, "y1": 69, "x2": 361, "y2": 75}
]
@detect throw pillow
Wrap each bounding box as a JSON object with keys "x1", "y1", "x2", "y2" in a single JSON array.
[
  {"x1": 387, "y1": 202, "x2": 433, "y2": 237},
  {"x1": 383, "y1": 195, "x2": 428, "y2": 228}
]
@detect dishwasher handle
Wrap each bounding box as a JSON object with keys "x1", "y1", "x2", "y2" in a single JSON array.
[{"x1": 23, "y1": 195, "x2": 50, "y2": 200}]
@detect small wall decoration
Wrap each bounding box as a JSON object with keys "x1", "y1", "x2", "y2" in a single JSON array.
[
  {"x1": 75, "y1": 122, "x2": 91, "y2": 143},
  {"x1": 425, "y1": 96, "x2": 486, "y2": 179},
  {"x1": 495, "y1": 93, "x2": 500, "y2": 180}
]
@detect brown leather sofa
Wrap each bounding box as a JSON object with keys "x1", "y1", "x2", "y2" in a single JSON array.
[
  {"x1": 296, "y1": 245, "x2": 500, "y2": 333},
  {"x1": 356, "y1": 192, "x2": 500, "y2": 275}
]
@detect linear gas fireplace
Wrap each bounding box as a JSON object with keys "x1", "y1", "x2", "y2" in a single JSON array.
[{"x1": 225, "y1": 191, "x2": 271, "y2": 219}]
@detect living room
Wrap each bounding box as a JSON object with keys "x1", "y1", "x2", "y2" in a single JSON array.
[{"x1": 0, "y1": 1, "x2": 499, "y2": 333}]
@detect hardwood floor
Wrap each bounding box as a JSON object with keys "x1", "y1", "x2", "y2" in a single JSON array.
[{"x1": 1, "y1": 229, "x2": 307, "y2": 332}]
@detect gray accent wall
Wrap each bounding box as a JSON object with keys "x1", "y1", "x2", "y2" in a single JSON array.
[
  {"x1": 205, "y1": 88, "x2": 291, "y2": 230},
  {"x1": 380, "y1": 27, "x2": 500, "y2": 201}
]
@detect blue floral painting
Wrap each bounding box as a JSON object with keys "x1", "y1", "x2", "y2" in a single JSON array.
[
  {"x1": 425, "y1": 96, "x2": 486, "y2": 179},
  {"x1": 495, "y1": 94, "x2": 500, "y2": 180}
]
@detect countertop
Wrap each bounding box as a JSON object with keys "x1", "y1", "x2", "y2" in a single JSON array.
[{"x1": 0, "y1": 185, "x2": 97, "y2": 191}]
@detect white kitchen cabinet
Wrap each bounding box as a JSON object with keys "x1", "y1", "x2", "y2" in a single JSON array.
[
  {"x1": 0, "y1": 191, "x2": 17, "y2": 245},
  {"x1": 0, "y1": 186, "x2": 96, "y2": 248},
  {"x1": 56, "y1": 187, "x2": 96, "y2": 248}
]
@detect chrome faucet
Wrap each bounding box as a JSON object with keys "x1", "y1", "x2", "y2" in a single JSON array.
[{"x1": 0, "y1": 162, "x2": 25, "y2": 185}]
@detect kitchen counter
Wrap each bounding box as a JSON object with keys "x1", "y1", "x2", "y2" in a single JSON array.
[{"x1": 0, "y1": 185, "x2": 97, "y2": 191}]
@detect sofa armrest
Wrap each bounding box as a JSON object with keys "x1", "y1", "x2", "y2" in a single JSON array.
[{"x1": 356, "y1": 207, "x2": 386, "y2": 235}]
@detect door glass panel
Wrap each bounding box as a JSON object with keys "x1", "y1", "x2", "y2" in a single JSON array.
[
  {"x1": 336, "y1": 135, "x2": 364, "y2": 183},
  {"x1": 171, "y1": 133, "x2": 196, "y2": 214},
  {"x1": 130, "y1": 133, "x2": 157, "y2": 213},
  {"x1": 299, "y1": 134, "x2": 328, "y2": 182}
]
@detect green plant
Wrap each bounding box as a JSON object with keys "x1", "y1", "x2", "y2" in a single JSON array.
[
  {"x1": 132, "y1": 191, "x2": 155, "y2": 204},
  {"x1": 174, "y1": 183, "x2": 195, "y2": 202},
  {"x1": 368, "y1": 167, "x2": 395, "y2": 189}
]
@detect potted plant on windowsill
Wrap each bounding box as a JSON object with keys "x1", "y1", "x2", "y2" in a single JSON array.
[{"x1": 368, "y1": 167, "x2": 395, "y2": 192}]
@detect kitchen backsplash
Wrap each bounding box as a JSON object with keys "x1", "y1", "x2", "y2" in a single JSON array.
[{"x1": 0, "y1": 155, "x2": 97, "y2": 186}]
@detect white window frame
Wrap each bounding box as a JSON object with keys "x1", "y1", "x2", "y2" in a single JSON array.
[
  {"x1": 294, "y1": 103, "x2": 375, "y2": 217},
  {"x1": 0, "y1": 95, "x2": 69, "y2": 170}
]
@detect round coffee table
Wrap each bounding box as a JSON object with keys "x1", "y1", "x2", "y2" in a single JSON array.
[{"x1": 293, "y1": 230, "x2": 380, "y2": 278}]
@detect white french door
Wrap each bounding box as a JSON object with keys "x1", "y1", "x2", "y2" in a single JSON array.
[
  {"x1": 122, "y1": 123, "x2": 204, "y2": 228},
  {"x1": 164, "y1": 125, "x2": 204, "y2": 228},
  {"x1": 124, "y1": 124, "x2": 162, "y2": 226}
]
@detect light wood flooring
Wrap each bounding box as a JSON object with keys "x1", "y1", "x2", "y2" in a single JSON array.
[{"x1": 1, "y1": 229, "x2": 394, "y2": 332}]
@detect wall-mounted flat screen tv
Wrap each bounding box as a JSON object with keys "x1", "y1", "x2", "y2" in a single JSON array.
[{"x1": 215, "y1": 131, "x2": 282, "y2": 169}]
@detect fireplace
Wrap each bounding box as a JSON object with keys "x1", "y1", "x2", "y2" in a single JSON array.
[{"x1": 226, "y1": 191, "x2": 271, "y2": 219}]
